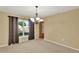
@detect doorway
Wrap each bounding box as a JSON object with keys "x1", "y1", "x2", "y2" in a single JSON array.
[{"x1": 39, "y1": 22, "x2": 44, "y2": 39}]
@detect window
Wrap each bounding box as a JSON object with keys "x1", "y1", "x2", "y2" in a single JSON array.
[{"x1": 18, "y1": 19, "x2": 29, "y2": 37}]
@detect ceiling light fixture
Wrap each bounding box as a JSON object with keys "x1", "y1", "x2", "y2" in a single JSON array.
[
  {"x1": 30, "y1": 6, "x2": 44, "y2": 24},
  {"x1": 35, "y1": 6, "x2": 43, "y2": 24}
]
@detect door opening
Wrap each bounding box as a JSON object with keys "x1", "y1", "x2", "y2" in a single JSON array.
[{"x1": 39, "y1": 22, "x2": 44, "y2": 39}]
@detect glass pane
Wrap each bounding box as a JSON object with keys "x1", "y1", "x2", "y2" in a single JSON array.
[
  {"x1": 19, "y1": 32, "x2": 23, "y2": 36},
  {"x1": 18, "y1": 19, "x2": 29, "y2": 37},
  {"x1": 18, "y1": 20, "x2": 23, "y2": 36},
  {"x1": 23, "y1": 20, "x2": 29, "y2": 26},
  {"x1": 24, "y1": 32, "x2": 29, "y2": 35},
  {"x1": 23, "y1": 20, "x2": 29, "y2": 36},
  {"x1": 18, "y1": 21, "x2": 23, "y2": 27}
]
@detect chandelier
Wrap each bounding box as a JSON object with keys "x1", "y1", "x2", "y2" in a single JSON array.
[
  {"x1": 30, "y1": 6, "x2": 44, "y2": 24},
  {"x1": 35, "y1": 6, "x2": 39, "y2": 24}
]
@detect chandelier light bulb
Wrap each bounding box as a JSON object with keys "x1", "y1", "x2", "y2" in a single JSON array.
[{"x1": 36, "y1": 17, "x2": 40, "y2": 21}]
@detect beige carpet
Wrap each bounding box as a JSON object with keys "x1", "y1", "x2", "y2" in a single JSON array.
[{"x1": 0, "y1": 39, "x2": 78, "y2": 53}]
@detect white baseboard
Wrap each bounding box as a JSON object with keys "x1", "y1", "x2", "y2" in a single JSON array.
[
  {"x1": 0, "y1": 44, "x2": 8, "y2": 47},
  {"x1": 45, "y1": 39, "x2": 79, "y2": 52}
]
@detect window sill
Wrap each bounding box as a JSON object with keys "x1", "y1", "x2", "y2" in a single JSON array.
[{"x1": 19, "y1": 35, "x2": 29, "y2": 39}]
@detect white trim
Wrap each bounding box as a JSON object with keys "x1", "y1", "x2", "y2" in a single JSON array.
[
  {"x1": 0, "y1": 44, "x2": 8, "y2": 47},
  {"x1": 45, "y1": 39, "x2": 79, "y2": 52}
]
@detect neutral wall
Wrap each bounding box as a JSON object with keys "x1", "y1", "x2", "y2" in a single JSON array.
[{"x1": 44, "y1": 8, "x2": 79, "y2": 50}]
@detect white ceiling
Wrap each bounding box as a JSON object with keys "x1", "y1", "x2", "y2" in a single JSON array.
[{"x1": 0, "y1": 6, "x2": 79, "y2": 18}]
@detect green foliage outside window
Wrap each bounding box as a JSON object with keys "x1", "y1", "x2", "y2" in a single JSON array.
[
  {"x1": 18, "y1": 21, "x2": 27, "y2": 27},
  {"x1": 24, "y1": 22, "x2": 26, "y2": 26},
  {"x1": 18, "y1": 20, "x2": 29, "y2": 37},
  {"x1": 19, "y1": 32, "x2": 23, "y2": 36},
  {"x1": 18, "y1": 21, "x2": 23, "y2": 27}
]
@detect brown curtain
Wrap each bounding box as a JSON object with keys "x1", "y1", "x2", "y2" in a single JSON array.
[
  {"x1": 8, "y1": 16, "x2": 19, "y2": 45},
  {"x1": 28, "y1": 19, "x2": 34, "y2": 40}
]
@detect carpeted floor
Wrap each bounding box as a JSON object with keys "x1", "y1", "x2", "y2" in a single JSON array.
[{"x1": 0, "y1": 39, "x2": 78, "y2": 53}]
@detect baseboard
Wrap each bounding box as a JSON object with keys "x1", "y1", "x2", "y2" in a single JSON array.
[
  {"x1": 45, "y1": 39, "x2": 79, "y2": 52},
  {"x1": 0, "y1": 44, "x2": 8, "y2": 47}
]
